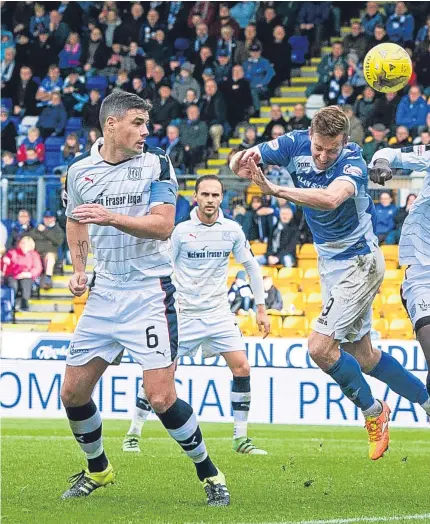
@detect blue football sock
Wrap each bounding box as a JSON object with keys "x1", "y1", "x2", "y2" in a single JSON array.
[
  {"x1": 368, "y1": 350, "x2": 429, "y2": 405},
  {"x1": 326, "y1": 349, "x2": 375, "y2": 410}
]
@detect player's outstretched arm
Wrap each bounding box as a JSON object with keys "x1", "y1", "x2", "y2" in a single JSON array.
[
  {"x1": 246, "y1": 158, "x2": 355, "y2": 211},
  {"x1": 369, "y1": 146, "x2": 430, "y2": 186},
  {"x1": 71, "y1": 203, "x2": 175, "y2": 240},
  {"x1": 66, "y1": 217, "x2": 89, "y2": 297}
]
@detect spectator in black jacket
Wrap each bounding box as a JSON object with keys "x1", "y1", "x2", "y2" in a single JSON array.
[
  {"x1": 48, "y1": 10, "x2": 70, "y2": 48},
  {"x1": 190, "y1": 22, "x2": 216, "y2": 60},
  {"x1": 144, "y1": 29, "x2": 172, "y2": 67},
  {"x1": 82, "y1": 89, "x2": 102, "y2": 132},
  {"x1": 199, "y1": 79, "x2": 227, "y2": 152},
  {"x1": 162, "y1": 125, "x2": 185, "y2": 174},
  {"x1": 367, "y1": 23, "x2": 390, "y2": 50},
  {"x1": 343, "y1": 21, "x2": 369, "y2": 62},
  {"x1": 1, "y1": 107, "x2": 17, "y2": 154},
  {"x1": 260, "y1": 206, "x2": 298, "y2": 267},
  {"x1": 113, "y1": 3, "x2": 144, "y2": 46},
  {"x1": 262, "y1": 105, "x2": 288, "y2": 140},
  {"x1": 7, "y1": 66, "x2": 39, "y2": 117},
  {"x1": 81, "y1": 27, "x2": 110, "y2": 76},
  {"x1": 223, "y1": 65, "x2": 253, "y2": 130},
  {"x1": 265, "y1": 25, "x2": 292, "y2": 90},
  {"x1": 369, "y1": 91, "x2": 400, "y2": 131},
  {"x1": 242, "y1": 196, "x2": 274, "y2": 242},
  {"x1": 263, "y1": 276, "x2": 283, "y2": 311},
  {"x1": 257, "y1": 6, "x2": 282, "y2": 48},
  {"x1": 287, "y1": 104, "x2": 311, "y2": 132},
  {"x1": 179, "y1": 105, "x2": 208, "y2": 172},
  {"x1": 28, "y1": 30, "x2": 59, "y2": 80},
  {"x1": 353, "y1": 86, "x2": 377, "y2": 129},
  {"x1": 151, "y1": 84, "x2": 182, "y2": 136}
]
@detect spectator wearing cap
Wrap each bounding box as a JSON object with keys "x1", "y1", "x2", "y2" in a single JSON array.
[
  {"x1": 353, "y1": 86, "x2": 377, "y2": 129},
  {"x1": 257, "y1": 6, "x2": 282, "y2": 48},
  {"x1": 370, "y1": 91, "x2": 400, "y2": 131},
  {"x1": 216, "y1": 25, "x2": 245, "y2": 65},
  {"x1": 172, "y1": 62, "x2": 201, "y2": 102},
  {"x1": 179, "y1": 104, "x2": 208, "y2": 172},
  {"x1": 362, "y1": 124, "x2": 389, "y2": 163},
  {"x1": 28, "y1": 210, "x2": 65, "y2": 290},
  {"x1": 286, "y1": 104, "x2": 311, "y2": 132},
  {"x1": 36, "y1": 65, "x2": 64, "y2": 109},
  {"x1": 389, "y1": 125, "x2": 412, "y2": 149},
  {"x1": 48, "y1": 10, "x2": 70, "y2": 48},
  {"x1": 228, "y1": 270, "x2": 254, "y2": 314},
  {"x1": 210, "y1": 4, "x2": 240, "y2": 39},
  {"x1": 1, "y1": 106, "x2": 17, "y2": 154},
  {"x1": 162, "y1": 125, "x2": 185, "y2": 174},
  {"x1": 263, "y1": 105, "x2": 288, "y2": 140},
  {"x1": 235, "y1": 23, "x2": 262, "y2": 65},
  {"x1": 361, "y1": 2, "x2": 385, "y2": 37},
  {"x1": 243, "y1": 43, "x2": 275, "y2": 114},
  {"x1": 17, "y1": 127, "x2": 44, "y2": 163},
  {"x1": 2, "y1": 236, "x2": 43, "y2": 311},
  {"x1": 343, "y1": 21, "x2": 368, "y2": 62},
  {"x1": 151, "y1": 84, "x2": 182, "y2": 136},
  {"x1": 190, "y1": 22, "x2": 216, "y2": 59},
  {"x1": 144, "y1": 28, "x2": 172, "y2": 66},
  {"x1": 214, "y1": 49, "x2": 232, "y2": 85},
  {"x1": 396, "y1": 86, "x2": 429, "y2": 135},
  {"x1": 28, "y1": 30, "x2": 58, "y2": 79},
  {"x1": 374, "y1": 191, "x2": 398, "y2": 244},
  {"x1": 80, "y1": 27, "x2": 110, "y2": 76},
  {"x1": 341, "y1": 105, "x2": 364, "y2": 146},
  {"x1": 386, "y1": 1, "x2": 414, "y2": 46},
  {"x1": 260, "y1": 206, "x2": 298, "y2": 268},
  {"x1": 223, "y1": 65, "x2": 253, "y2": 130},
  {"x1": 6, "y1": 67, "x2": 39, "y2": 118},
  {"x1": 265, "y1": 25, "x2": 292, "y2": 90},
  {"x1": 199, "y1": 79, "x2": 227, "y2": 152},
  {"x1": 367, "y1": 23, "x2": 390, "y2": 49},
  {"x1": 82, "y1": 89, "x2": 102, "y2": 132},
  {"x1": 62, "y1": 71, "x2": 88, "y2": 118}
]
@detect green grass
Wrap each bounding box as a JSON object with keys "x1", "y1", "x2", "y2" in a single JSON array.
[{"x1": 2, "y1": 419, "x2": 430, "y2": 524}]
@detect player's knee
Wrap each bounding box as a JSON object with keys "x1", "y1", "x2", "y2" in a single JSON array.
[
  {"x1": 146, "y1": 391, "x2": 176, "y2": 414},
  {"x1": 60, "y1": 385, "x2": 88, "y2": 408},
  {"x1": 308, "y1": 332, "x2": 336, "y2": 370},
  {"x1": 232, "y1": 360, "x2": 250, "y2": 377}
]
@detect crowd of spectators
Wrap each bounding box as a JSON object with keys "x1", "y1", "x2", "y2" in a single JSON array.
[{"x1": 1, "y1": 2, "x2": 430, "y2": 312}]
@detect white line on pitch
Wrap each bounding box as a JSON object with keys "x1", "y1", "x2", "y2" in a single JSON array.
[{"x1": 255, "y1": 514, "x2": 430, "y2": 524}]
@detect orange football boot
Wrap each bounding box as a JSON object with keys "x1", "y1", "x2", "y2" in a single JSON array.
[{"x1": 365, "y1": 400, "x2": 391, "y2": 460}]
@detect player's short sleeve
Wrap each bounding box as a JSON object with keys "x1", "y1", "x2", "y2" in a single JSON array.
[
  {"x1": 336, "y1": 157, "x2": 368, "y2": 197},
  {"x1": 149, "y1": 149, "x2": 178, "y2": 209},
  {"x1": 64, "y1": 169, "x2": 84, "y2": 218},
  {"x1": 258, "y1": 132, "x2": 297, "y2": 166},
  {"x1": 232, "y1": 225, "x2": 254, "y2": 264}
]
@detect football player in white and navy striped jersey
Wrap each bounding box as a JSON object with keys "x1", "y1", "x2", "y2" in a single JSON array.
[
  {"x1": 231, "y1": 106, "x2": 430, "y2": 461},
  {"x1": 124, "y1": 175, "x2": 270, "y2": 456},
  {"x1": 369, "y1": 144, "x2": 430, "y2": 395},
  {"x1": 61, "y1": 91, "x2": 229, "y2": 506}
]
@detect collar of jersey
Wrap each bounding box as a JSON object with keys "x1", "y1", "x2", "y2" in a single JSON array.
[
  {"x1": 191, "y1": 207, "x2": 224, "y2": 226},
  {"x1": 90, "y1": 137, "x2": 144, "y2": 165}
]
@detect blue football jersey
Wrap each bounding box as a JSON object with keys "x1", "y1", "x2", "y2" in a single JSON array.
[{"x1": 258, "y1": 130, "x2": 378, "y2": 260}]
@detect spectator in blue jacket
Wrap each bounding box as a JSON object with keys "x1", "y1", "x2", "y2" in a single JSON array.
[
  {"x1": 374, "y1": 191, "x2": 398, "y2": 244},
  {"x1": 243, "y1": 43, "x2": 275, "y2": 114},
  {"x1": 16, "y1": 148, "x2": 46, "y2": 182},
  {"x1": 36, "y1": 93, "x2": 67, "y2": 139},
  {"x1": 36, "y1": 65, "x2": 64, "y2": 109},
  {"x1": 396, "y1": 86, "x2": 429, "y2": 135},
  {"x1": 386, "y1": 1, "x2": 415, "y2": 45},
  {"x1": 361, "y1": 2, "x2": 385, "y2": 37},
  {"x1": 59, "y1": 32, "x2": 82, "y2": 76}
]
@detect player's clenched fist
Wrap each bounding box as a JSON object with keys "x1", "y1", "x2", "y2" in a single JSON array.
[
  {"x1": 368, "y1": 158, "x2": 393, "y2": 186},
  {"x1": 69, "y1": 271, "x2": 88, "y2": 296}
]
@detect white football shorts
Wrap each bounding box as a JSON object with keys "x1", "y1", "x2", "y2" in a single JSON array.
[
  {"x1": 314, "y1": 248, "x2": 385, "y2": 342},
  {"x1": 178, "y1": 313, "x2": 245, "y2": 359},
  {"x1": 67, "y1": 276, "x2": 178, "y2": 370},
  {"x1": 401, "y1": 264, "x2": 430, "y2": 331}
]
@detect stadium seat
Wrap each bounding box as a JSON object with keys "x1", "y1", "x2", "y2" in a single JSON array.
[
  {"x1": 388, "y1": 318, "x2": 414, "y2": 339},
  {"x1": 278, "y1": 283, "x2": 300, "y2": 294},
  {"x1": 372, "y1": 293, "x2": 384, "y2": 316},
  {"x1": 48, "y1": 313, "x2": 77, "y2": 332},
  {"x1": 65, "y1": 117, "x2": 83, "y2": 136},
  {"x1": 73, "y1": 291, "x2": 88, "y2": 320},
  {"x1": 383, "y1": 309, "x2": 409, "y2": 322},
  {"x1": 269, "y1": 315, "x2": 283, "y2": 337},
  {"x1": 305, "y1": 292, "x2": 323, "y2": 317},
  {"x1": 298, "y1": 244, "x2": 317, "y2": 259},
  {"x1": 300, "y1": 269, "x2": 320, "y2": 293},
  {"x1": 282, "y1": 292, "x2": 305, "y2": 315},
  {"x1": 381, "y1": 245, "x2": 399, "y2": 265},
  {"x1": 86, "y1": 76, "x2": 108, "y2": 97},
  {"x1": 277, "y1": 267, "x2": 303, "y2": 282},
  {"x1": 384, "y1": 259, "x2": 399, "y2": 270},
  {"x1": 236, "y1": 315, "x2": 256, "y2": 336},
  {"x1": 250, "y1": 242, "x2": 267, "y2": 255},
  {"x1": 382, "y1": 293, "x2": 405, "y2": 315},
  {"x1": 373, "y1": 318, "x2": 389, "y2": 338},
  {"x1": 228, "y1": 265, "x2": 242, "y2": 278},
  {"x1": 260, "y1": 266, "x2": 278, "y2": 279},
  {"x1": 145, "y1": 136, "x2": 160, "y2": 148},
  {"x1": 282, "y1": 317, "x2": 308, "y2": 337},
  {"x1": 383, "y1": 269, "x2": 403, "y2": 284}
]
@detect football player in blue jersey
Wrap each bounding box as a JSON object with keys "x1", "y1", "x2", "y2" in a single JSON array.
[{"x1": 230, "y1": 106, "x2": 430, "y2": 460}]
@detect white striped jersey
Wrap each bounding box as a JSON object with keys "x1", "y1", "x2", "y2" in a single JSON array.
[
  {"x1": 171, "y1": 208, "x2": 254, "y2": 317},
  {"x1": 65, "y1": 138, "x2": 177, "y2": 284},
  {"x1": 371, "y1": 145, "x2": 430, "y2": 267}
]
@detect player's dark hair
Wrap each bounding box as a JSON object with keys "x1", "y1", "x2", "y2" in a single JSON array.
[
  {"x1": 195, "y1": 175, "x2": 224, "y2": 194},
  {"x1": 99, "y1": 91, "x2": 152, "y2": 129}
]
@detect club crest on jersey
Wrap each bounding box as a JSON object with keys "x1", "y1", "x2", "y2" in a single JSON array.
[
  {"x1": 268, "y1": 139, "x2": 279, "y2": 150},
  {"x1": 127, "y1": 167, "x2": 143, "y2": 180},
  {"x1": 343, "y1": 164, "x2": 363, "y2": 177},
  {"x1": 222, "y1": 232, "x2": 232, "y2": 241}
]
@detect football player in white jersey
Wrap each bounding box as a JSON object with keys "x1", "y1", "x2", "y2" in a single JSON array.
[
  {"x1": 230, "y1": 106, "x2": 430, "y2": 461},
  {"x1": 123, "y1": 175, "x2": 271, "y2": 455},
  {"x1": 369, "y1": 144, "x2": 430, "y2": 394},
  {"x1": 61, "y1": 91, "x2": 230, "y2": 507}
]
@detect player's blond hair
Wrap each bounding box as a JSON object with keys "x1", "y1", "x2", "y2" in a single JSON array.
[{"x1": 310, "y1": 106, "x2": 350, "y2": 139}]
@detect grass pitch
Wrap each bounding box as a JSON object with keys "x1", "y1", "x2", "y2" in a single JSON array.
[{"x1": 2, "y1": 419, "x2": 429, "y2": 524}]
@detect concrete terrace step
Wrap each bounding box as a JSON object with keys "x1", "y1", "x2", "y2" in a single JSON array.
[
  {"x1": 14, "y1": 311, "x2": 56, "y2": 323},
  {"x1": 40, "y1": 288, "x2": 74, "y2": 299},
  {"x1": 207, "y1": 158, "x2": 227, "y2": 167},
  {"x1": 311, "y1": 57, "x2": 321, "y2": 65},
  {"x1": 63, "y1": 264, "x2": 94, "y2": 275},
  {"x1": 291, "y1": 77, "x2": 317, "y2": 85},
  {"x1": 270, "y1": 97, "x2": 307, "y2": 105},
  {"x1": 300, "y1": 66, "x2": 318, "y2": 77},
  {"x1": 261, "y1": 106, "x2": 294, "y2": 116},
  {"x1": 28, "y1": 299, "x2": 73, "y2": 312},
  {"x1": 280, "y1": 86, "x2": 306, "y2": 95},
  {"x1": 195, "y1": 168, "x2": 220, "y2": 175},
  {"x1": 2, "y1": 323, "x2": 49, "y2": 332}
]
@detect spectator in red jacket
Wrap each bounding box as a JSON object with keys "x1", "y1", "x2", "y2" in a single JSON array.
[
  {"x1": 2, "y1": 236, "x2": 42, "y2": 311},
  {"x1": 16, "y1": 127, "x2": 45, "y2": 163}
]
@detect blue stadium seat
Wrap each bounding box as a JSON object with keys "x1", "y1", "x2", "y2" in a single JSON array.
[
  {"x1": 145, "y1": 136, "x2": 160, "y2": 148},
  {"x1": 45, "y1": 150, "x2": 63, "y2": 169},
  {"x1": 2, "y1": 98, "x2": 12, "y2": 112},
  {"x1": 45, "y1": 137, "x2": 65, "y2": 150},
  {"x1": 10, "y1": 116, "x2": 21, "y2": 130},
  {"x1": 65, "y1": 117, "x2": 83, "y2": 136},
  {"x1": 33, "y1": 76, "x2": 41, "y2": 85},
  {"x1": 289, "y1": 35, "x2": 309, "y2": 66},
  {"x1": 87, "y1": 76, "x2": 108, "y2": 97},
  {"x1": 1, "y1": 286, "x2": 15, "y2": 323}
]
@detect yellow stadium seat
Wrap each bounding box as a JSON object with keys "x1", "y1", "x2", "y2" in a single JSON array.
[
  {"x1": 73, "y1": 291, "x2": 89, "y2": 320},
  {"x1": 277, "y1": 267, "x2": 303, "y2": 284},
  {"x1": 303, "y1": 268, "x2": 319, "y2": 280},
  {"x1": 297, "y1": 259, "x2": 318, "y2": 270},
  {"x1": 385, "y1": 260, "x2": 399, "y2": 270},
  {"x1": 250, "y1": 242, "x2": 267, "y2": 255},
  {"x1": 48, "y1": 313, "x2": 77, "y2": 333},
  {"x1": 228, "y1": 265, "x2": 242, "y2": 278},
  {"x1": 306, "y1": 292, "x2": 323, "y2": 307},
  {"x1": 381, "y1": 245, "x2": 399, "y2": 263},
  {"x1": 300, "y1": 279, "x2": 321, "y2": 294},
  {"x1": 236, "y1": 315, "x2": 256, "y2": 336},
  {"x1": 298, "y1": 243, "x2": 317, "y2": 259},
  {"x1": 282, "y1": 292, "x2": 305, "y2": 315},
  {"x1": 381, "y1": 285, "x2": 400, "y2": 299},
  {"x1": 388, "y1": 318, "x2": 414, "y2": 339},
  {"x1": 260, "y1": 266, "x2": 278, "y2": 279},
  {"x1": 269, "y1": 315, "x2": 284, "y2": 337},
  {"x1": 373, "y1": 319, "x2": 389, "y2": 338},
  {"x1": 382, "y1": 293, "x2": 405, "y2": 315},
  {"x1": 278, "y1": 283, "x2": 300, "y2": 294},
  {"x1": 384, "y1": 269, "x2": 403, "y2": 283},
  {"x1": 372, "y1": 293, "x2": 385, "y2": 316},
  {"x1": 227, "y1": 276, "x2": 235, "y2": 288},
  {"x1": 307, "y1": 316, "x2": 319, "y2": 334},
  {"x1": 282, "y1": 316, "x2": 308, "y2": 337}
]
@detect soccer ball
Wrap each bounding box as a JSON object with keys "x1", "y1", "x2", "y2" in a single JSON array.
[{"x1": 363, "y1": 43, "x2": 412, "y2": 93}]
